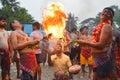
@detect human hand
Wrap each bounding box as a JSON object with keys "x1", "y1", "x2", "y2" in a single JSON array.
[
  {"x1": 28, "y1": 39, "x2": 40, "y2": 46},
  {"x1": 78, "y1": 40, "x2": 91, "y2": 47},
  {"x1": 28, "y1": 39, "x2": 40, "y2": 49},
  {"x1": 78, "y1": 40, "x2": 84, "y2": 44},
  {"x1": 34, "y1": 39, "x2": 40, "y2": 44}
]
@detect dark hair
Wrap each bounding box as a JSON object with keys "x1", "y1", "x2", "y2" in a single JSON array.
[
  {"x1": 79, "y1": 26, "x2": 88, "y2": 32},
  {"x1": 0, "y1": 16, "x2": 6, "y2": 21},
  {"x1": 104, "y1": 7, "x2": 114, "y2": 17},
  {"x1": 10, "y1": 21, "x2": 15, "y2": 30},
  {"x1": 71, "y1": 28, "x2": 77, "y2": 32},
  {"x1": 43, "y1": 36, "x2": 47, "y2": 39},
  {"x1": 56, "y1": 43, "x2": 62, "y2": 48},
  {"x1": 104, "y1": 7, "x2": 114, "y2": 25},
  {"x1": 48, "y1": 33, "x2": 53, "y2": 39},
  {"x1": 32, "y1": 22, "x2": 41, "y2": 29}
]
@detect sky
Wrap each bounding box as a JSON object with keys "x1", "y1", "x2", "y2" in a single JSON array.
[{"x1": 15, "y1": 0, "x2": 120, "y2": 22}]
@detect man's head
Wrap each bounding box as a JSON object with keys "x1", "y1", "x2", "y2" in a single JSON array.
[
  {"x1": 0, "y1": 16, "x2": 7, "y2": 28},
  {"x1": 32, "y1": 22, "x2": 41, "y2": 30},
  {"x1": 71, "y1": 28, "x2": 77, "y2": 34},
  {"x1": 55, "y1": 43, "x2": 62, "y2": 55},
  {"x1": 80, "y1": 26, "x2": 88, "y2": 35},
  {"x1": 10, "y1": 20, "x2": 22, "y2": 30},
  {"x1": 100, "y1": 7, "x2": 114, "y2": 22}
]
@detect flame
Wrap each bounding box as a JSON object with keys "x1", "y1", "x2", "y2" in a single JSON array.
[{"x1": 42, "y1": 2, "x2": 67, "y2": 38}]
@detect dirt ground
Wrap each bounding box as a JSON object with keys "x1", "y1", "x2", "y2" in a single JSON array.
[{"x1": 0, "y1": 63, "x2": 92, "y2": 80}]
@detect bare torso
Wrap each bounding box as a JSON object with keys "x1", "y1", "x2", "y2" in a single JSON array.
[
  {"x1": 11, "y1": 30, "x2": 34, "y2": 53},
  {"x1": 0, "y1": 30, "x2": 9, "y2": 50},
  {"x1": 92, "y1": 46, "x2": 110, "y2": 53},
  {"x1": 91, "y1": 25, "x2": 112, "y2": 54}
]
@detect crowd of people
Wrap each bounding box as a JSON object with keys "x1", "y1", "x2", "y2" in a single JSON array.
[{"x1": 0, "y1": 7, "x2": 120, "y2": 80}]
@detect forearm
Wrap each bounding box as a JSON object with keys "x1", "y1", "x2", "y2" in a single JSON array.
[
  {"x1": 8, "y1": 39, "x2": 13, "y2": 58},
  {"x1": 81, "y1": 41, "x2": 104, "y2": 49},
  {"x1": 9, "y1": 47, "x2": 13, "y2": 58},
  {"x1": 13, "y1": 41, "x2": 30, "y2": 50}
]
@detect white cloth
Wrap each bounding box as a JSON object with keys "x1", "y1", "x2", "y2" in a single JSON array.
[
  {"x1": 30, "y1": 30, "x2": 43, "y2": 41},
  {"x1": 48, "y1": 38, "x2": 57, "y2": 53},
  {"x1": 30, "y1": 30, "x2": 43, "y2": 54},
  {"x1": 70, "y1": 32, "x2": 78, "y2": 41}
]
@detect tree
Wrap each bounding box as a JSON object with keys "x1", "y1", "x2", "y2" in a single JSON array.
[
  {"x1": 111, "y1": 5, "x2": 120, "y2": 29},
  {"x1": 80, "y1": 18, "x2": 97, "y2": 34},
  {"x1": 80, "y1": 5, "x2": 120, "y2": 33},
  {"x1": 66, "y1": 13, "x2": 79, "y2": 32},
  {"x1": 0, "y1": 0, "x2": 20, "y2": 10},
  {"x1": 0, "y1": 0, "x2": 34, "y2": 30}
]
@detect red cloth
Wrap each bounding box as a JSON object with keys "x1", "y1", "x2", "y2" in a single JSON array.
[
  {"x1": 20, "y1": 52, "x2": 38, "y2": 77},
  {"x1": 81, "y1": 47, "x2": 92, "y2": 59},
  {"x1": 0, "y1": 49, "x2": 10, "y2": 73},
  {"x1": 115, "y1": 45, "x2": 120, "y2": 78},
  {"x1": 91, "y1": 20, "x2": 111, "y2": 43}
]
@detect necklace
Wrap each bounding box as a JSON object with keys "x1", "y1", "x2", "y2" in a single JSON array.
[
  {"x1": 3, "y1": 32, "x2": 5, "y2": 37},
  {"x1": 0, "y1": 30, "x2": 6, "y2": 37}
]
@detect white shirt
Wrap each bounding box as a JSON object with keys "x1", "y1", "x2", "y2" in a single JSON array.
[
  {"x1": 70, "y1": 32, "x2": 78, "y2": 41},
  {"x1": 30, "y1": 30, "x2": 43, "y2": 54}
]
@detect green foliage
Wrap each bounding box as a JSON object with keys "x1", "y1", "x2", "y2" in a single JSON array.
[
  {"x1": 112, "y1": 5, "x2": 120, "y2": 29},
  {"x1": 80, "y1": 5, "x2": 120, "y2": 33},
  {"x1": 66, "y1": 13, "x2": 78, "y2": 32},
  {"x1": 0, "y1": 0, "x2": 34, "y2": 30}
]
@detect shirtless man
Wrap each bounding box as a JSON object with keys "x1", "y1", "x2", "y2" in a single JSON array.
[
  {"x1": 0, "y1": 16, "x2": 13, "y2": 80},
  {"x1": 78, "y1": 7, "x2": 114, "y2": 80},
  {"x1": 10, "y1": 20, "x2": 39, "y2": 80},
  {"x1": 79, "y1": 26, "x2": 92, "y2": 79},
  {"x1": 9, "y1": 22, "x2": 21, "y2": 79}
]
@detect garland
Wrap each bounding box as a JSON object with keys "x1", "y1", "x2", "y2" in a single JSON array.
[{"x1": 92, "y1": 20, "x2": 111, "y2": 43}]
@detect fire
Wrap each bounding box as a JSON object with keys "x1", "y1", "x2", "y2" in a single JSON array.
[{"x1": 42, "y1": 2, "x2": 67, "y2": 38}]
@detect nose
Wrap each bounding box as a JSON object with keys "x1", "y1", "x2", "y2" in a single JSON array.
[{"x1": 104, "y1": 12, "x2": 108, "y2": 15}]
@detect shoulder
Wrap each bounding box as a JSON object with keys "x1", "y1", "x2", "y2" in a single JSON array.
[
  {"x1": 11, "y1": 31, "x2": 18, "y2": 36},
  {"x1": 30, "y1": 31, "x2": 35, "y2": 35},
  {"x1": 3, "y1": 30, "x2": 9, "y2": 38},
  {"x1": 51, "y1": 54, "x2": 57, "y2": 61},
  {"x1": 102, "y1": 24, "x2": 112, "y2": 33},
  {"x1": 4, "y1": 30, "x2": 9, "y2": 35},
  {"x1": 30, "y1": 31, "x2": 37, "y2": 37},
  {"x1": 51, "y1": 54, "x2": 56, "y2": 58},
  {"x1": 103, "y1": 24, "x2": 112, "y2": 29},
  {"x1": 63, "y1": 54, "x2": 70, "y2": 59},
  {"x1": 11, "y1": 31, "x2": 16, "y2": 34}
]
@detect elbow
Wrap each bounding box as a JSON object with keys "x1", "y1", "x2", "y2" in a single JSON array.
[
  {"x1": 13, "y1": 47, "x2": 18, "y2": 50},
  {"x1": 97, "y1": 44, "x2": 106, "y2": 49},
  {"x1": 93, "y1": 43, "x2": 105, "y2": 49},
  {"x1": 13, "y1": 46, "x2": 19, "y2": 50}
]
